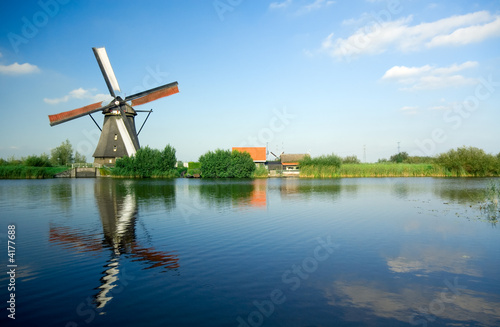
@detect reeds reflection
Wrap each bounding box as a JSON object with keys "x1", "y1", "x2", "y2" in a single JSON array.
[{"x1": 49, "y1": 179, "x2": 179, "y2": 310}]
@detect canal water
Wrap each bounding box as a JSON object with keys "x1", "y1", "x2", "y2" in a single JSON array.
[{"x1": 0, "y1": 178, "x2": 499, "y2": 327}]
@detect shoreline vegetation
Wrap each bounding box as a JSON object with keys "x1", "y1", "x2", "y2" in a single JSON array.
[
  {"x1": 1, "y1": 142, "x2": 500, "y2": 179},
  {"x1": 299, "y1": 147, "x2": 500, "y2": 178}
]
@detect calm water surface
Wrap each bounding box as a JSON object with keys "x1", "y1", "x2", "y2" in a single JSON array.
[{"x1": 0, "y1": 178, "x2": 499, "y2": 327}]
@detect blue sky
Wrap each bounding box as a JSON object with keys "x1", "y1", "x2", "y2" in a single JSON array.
[{"x1": 0, "y1": 0, "x2": 499, "y2": 162}]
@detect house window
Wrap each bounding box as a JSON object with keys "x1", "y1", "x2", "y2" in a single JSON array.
[
  {"x1": 113, "y1": 145, "x2": 117, "y2": 152},
  {"x1": 109, "y1": 159, "x2": 112, "y2": 163},
  {"x1": 114, "y1": 134, "x2": 118, "y2": 140}
]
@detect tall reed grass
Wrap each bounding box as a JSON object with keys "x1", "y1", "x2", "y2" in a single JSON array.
[
  {"x1": 0, "y1": 165, "x2": 69, "y2": 179},
  {"x1": 300, "y1": 163, "x2": 451, "y2": 178}
]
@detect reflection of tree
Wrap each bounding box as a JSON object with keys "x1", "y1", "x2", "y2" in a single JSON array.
[
  {"x1": 50, "y1": 181, "x2": 73, "y2": 212},
  {"x1": 49, "y1": 179, "x2": 179, "y2": 311},
  {"x1": 277, "y1": 179, "x2": 355, "y2": 201},
  {"x1": 432, "y1": 182, "x2": 484, "y2": 204},
  {"x1": 113, "y1": 180, "x2": 176, "y2": 212},
  {"x1": 198, "y1": 180, "x2": 255, "y2": 209}
]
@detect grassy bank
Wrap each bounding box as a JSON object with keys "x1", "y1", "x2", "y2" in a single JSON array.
[
  {"x1": 299, "y1": 163, "x2": 497, "y2": 178},
  {"x1": 0, "y1": 165, "x2": 69, "y2": 179}
]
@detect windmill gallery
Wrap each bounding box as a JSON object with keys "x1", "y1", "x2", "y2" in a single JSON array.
[{"x1": 48, "y1": 47, "x2": 179, "y2": 166}]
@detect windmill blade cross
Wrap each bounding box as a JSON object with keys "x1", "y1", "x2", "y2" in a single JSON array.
[
  {"x1": 93, "y1": 47, "x2": 121, "y2": 98},
  {"x1": 126, "y1": 82, "x2": 179, "y2": 106}
]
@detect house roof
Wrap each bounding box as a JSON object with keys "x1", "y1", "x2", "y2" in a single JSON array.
[
  {"x1": 281, "y1": 154, "x2": 307, "y2": 165},
  {"x1": 232, "y1": 147, "x2": 267, "y2": 162}
]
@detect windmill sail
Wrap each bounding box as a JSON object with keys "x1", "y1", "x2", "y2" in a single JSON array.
[
  {"x1": 48, "y1": 101, "x2": 107, "y2": 126},
  {"x1": 126, "y1": 82, "x2": 179, "y2": 106},
  {"x1": 93, "y1": 47, "x2": 121, "y2": 97}
]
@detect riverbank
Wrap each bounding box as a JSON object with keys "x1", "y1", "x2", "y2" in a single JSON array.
[
  {"x1": 0, "y1": 165, "x2": 69, "y2": 179},
  {"x1": 299, "y1": 163, "x2": 500, "y2": 178}
]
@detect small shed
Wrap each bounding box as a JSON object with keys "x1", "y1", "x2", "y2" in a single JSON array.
[{"x1": 281, "y1": 154, "x2": 307, "y2": 171}]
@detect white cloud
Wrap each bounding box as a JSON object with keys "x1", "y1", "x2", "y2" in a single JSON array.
[
  {"x1": 0, "y1": 52, "x2": 3, "y2": 58},
  {"x1": 430, "y1": 105, "x2": 449, "y2": 110},
  {"x1": 400, "y1": 106, "x2": 418, "y2": 115},
  {"x1": 270, "y1": 0, "x2": 334, "y2": 15},
  {"x1": 296, "y1": 0, "x2": 335, "y2": 14},
  {"x1": 0, "y1": 62, "x2": 40, "y2": 75},
  {"x1": 44, "y1": 88, "x2": 112, "y2": 105},
  {"x1": 269, "y1": 0, "x2": 292, "y2": 10},
  {"x1": 322, "y1": 11, "x2": 500, "y2": 60},
  {"x1": 382, "y1": 61, "x2": 478, "y2": 90},
  {"x1": 427, "y1": 16, "x2": 500, "y2": 47}
]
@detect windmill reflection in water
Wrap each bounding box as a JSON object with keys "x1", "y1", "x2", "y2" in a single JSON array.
[{"x1": 49, "y1": 181, "x2": 179, "y2": 310}]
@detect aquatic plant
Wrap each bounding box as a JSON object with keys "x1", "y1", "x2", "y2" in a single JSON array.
[{"x1": 480, "y1": 181, "x2": 500, "y2": 224}]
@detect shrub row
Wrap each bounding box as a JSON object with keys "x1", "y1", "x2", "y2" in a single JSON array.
[
  {"x1": 199, "y1": 149, "x2": 256, "y2": 178},
  {"x1": 113, "y1": 145, "x2": 178, "y2": 178}
]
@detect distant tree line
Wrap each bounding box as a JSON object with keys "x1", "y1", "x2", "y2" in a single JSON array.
[
  {"x1": 300, "y1": 146, "x2": 500, "y2": 177},
  {"x1": 0, "y1": 139, "x2": 86, "y2": 168}
]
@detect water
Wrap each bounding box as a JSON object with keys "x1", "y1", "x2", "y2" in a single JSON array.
[{"x1": 0, "y1": 177, "x2": 499, "y2": 327}]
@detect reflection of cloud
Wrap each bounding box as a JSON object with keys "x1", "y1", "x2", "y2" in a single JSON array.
[
  {"x1": 387, "y1": 246, "x2": 481, "y2": 277},
  {"x1": 328, "y1": 280, "x2": 500, "y2": 325}
]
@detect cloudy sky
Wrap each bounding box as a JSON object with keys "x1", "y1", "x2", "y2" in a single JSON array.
[{"x1": 0, "y1": 0, "x2": 499, "y2": 162}]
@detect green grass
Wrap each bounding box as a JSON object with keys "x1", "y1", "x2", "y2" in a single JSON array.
[
  {"x1": 0, "y1": 165, "x2": 69, "y2": 179},
  {"x1": 252, "y1": 166, "x2": 269, "y2": 178},
  {"x1": 300, "y1": 163, "x2": 453, "y2": 178}
]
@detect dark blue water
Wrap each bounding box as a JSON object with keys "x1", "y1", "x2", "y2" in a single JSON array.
[{"x1": 0, "y1": 178, "x2": 499, "y2": 327}]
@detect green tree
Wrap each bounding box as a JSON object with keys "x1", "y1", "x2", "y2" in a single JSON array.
[
  {"x1": 50, "y1": 139, "x2": 74, "y2": 166},
  {"x1": 160, "y1": 144, "x2": 177, "y2": 171},
  {"x1": 342, "y1": 155, "x2": 361, "y2": 164},
  {"x1": 229, "y1": 150, "x2": 256, "y2": 178},
  {"x1": 199, "y1": 149, "x2": 255, "y2": 178},
  {"x1": 390, "y1": 152, "x2": 409, "y2": 163},
  {"x1": 74, "y1": 151, "x2": 86, "y2": 163},
  {"x1": 435, "y1": 146, "x2": 499, "y2": 176},
  {"x1": 24, "y1": 153, "x2": 52, "y2": 167}
]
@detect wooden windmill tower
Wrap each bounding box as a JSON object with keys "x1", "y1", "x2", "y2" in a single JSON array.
[{"x1": 48, "y1": 47, "x2": 179, "y2": 165}]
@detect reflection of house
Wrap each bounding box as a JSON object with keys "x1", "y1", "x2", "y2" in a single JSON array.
[
  {"x1": 232, "y1": 147, "x2": 267, "y2": 167},
  {"x1": 281, "y1": 154, "x2": 306, "y2": 171}
]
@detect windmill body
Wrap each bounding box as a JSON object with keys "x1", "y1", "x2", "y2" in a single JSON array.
[
  {"x1": 48, "y1": 47, "x2": 179, "y2": 165},
  {"x1": 93, "y1": 102, "x2": 139, "y2": 165}
]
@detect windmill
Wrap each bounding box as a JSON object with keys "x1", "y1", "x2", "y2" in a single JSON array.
[{"x1": 48, "y1": 47, "x2": 179, "y2": 165}]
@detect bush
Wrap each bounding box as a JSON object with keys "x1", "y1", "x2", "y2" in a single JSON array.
[
  {"x1": 300, "y1": 153, "x2": 342, "y2": 168},
  {"x1": 404, "y1": 156, "x2": 435, "y2": 164},
  {"x1": 188, "y1": 162, "x2": 201, "y2": 169},
  {"x1": 342, "y1": 155, "x2": 361, "y2": 164},
  {"x1": 24, "y1": 154, "x2": 52, "y2": 167},
  {"x1": 113, "y1": 144, "x2": 178, "y2": 178},
  {"x1": 435, "y1": 146, "x2": 499, "y2": 176},
  {"x1": 199, "y1": 149, "x2": 256, "y2": 178},
  {"x1": 229, "y1": 150, "x2": 256, "y2": 178},
  {"x1": 390, "y1": 152, "x2": 409, "y2": 163},
  {"x1": 252, "y1": 165, "x2": 269, "y2": 178}
]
